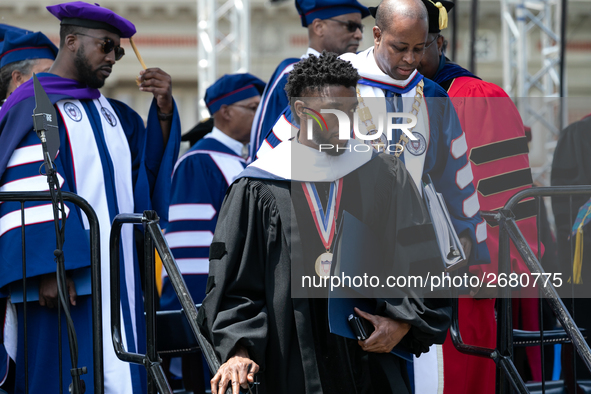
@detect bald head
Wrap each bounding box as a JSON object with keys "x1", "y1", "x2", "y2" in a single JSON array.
[
  {"x1": 375, "y1": 0, "x2": 428, "y2": 33},
  {"x1": 372, "y1": 0, "x2": 430, "y2": 80}
]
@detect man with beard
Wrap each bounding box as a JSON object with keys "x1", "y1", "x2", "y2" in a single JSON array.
[
  {"x1": 249, "y1": 0, "x2": 370, "y2": 160},
  {"x1": 199, "y1": 52, "x2": 451, "y2": 394},
  {"x1": 0, "y1": 2, "x2": 180, "y2": 393},
  {"x1": 416, "y1": 0, "x2": 541, "y2": 391}
]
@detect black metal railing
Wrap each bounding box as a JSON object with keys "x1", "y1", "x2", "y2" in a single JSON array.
[
  {"x1": 0, "y1": 191, "x2": 103, "y2": 394},
  {"x1": 110, "y1": 211, "x2": 223, "y2": 394},
  {"x1": 113, "y1": 187, "x2": 591, "y2": 393},
  {"x1": 450, "y1": 186, "x2": 591, "y2": 394}
]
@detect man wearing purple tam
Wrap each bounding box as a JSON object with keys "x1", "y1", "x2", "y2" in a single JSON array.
[
  {"x1": 0, "y1": 2, "x2": 181, "y2": 393},
  {"x1": 0, "y1": 29, "x2": 58, "y2": 102},
  {"x1": 248, "y1": 0, "x2": 370, "y2": 161},
  {"x1": 160, "y1": 72, "x2": 264, "y2": 393}
]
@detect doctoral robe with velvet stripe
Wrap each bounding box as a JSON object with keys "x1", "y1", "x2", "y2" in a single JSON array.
[
  {"x1": 0, "y1": 74, "x2": 180, "y2": 394},
  {"x1": 198, "y1": 150, "x2": 451, "y2": 394},
  {"x1": 160, "y1": 133, "x2": 246, "y2": 311},
  {"x1": 429, "y1": 56, "x2": 541, "y2": 394},
  {"x1": 249, "y1": 48, "x2": 322, "y2": 161},
  {"x1": 248, "y1": 57, "x2": 299, "y2": 161}
]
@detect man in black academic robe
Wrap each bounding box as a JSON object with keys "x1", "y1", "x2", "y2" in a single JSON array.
[
  {"x1": 551, "y1": 114, "x2": 591, "y2": 282},
  {"x1": 551, "y1": 113, "x2": 591, "y2": 382},
  {"x1": 198, "y1": 52, "x2": 451, "y2": 394}
]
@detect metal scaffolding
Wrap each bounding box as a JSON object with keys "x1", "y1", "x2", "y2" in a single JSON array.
[
  {"x1": 501, "y1": 0, "x2": 566, "y2": 186},
  {"x1": 197, "y1": 0, "x2": 251, "y2": 119}
]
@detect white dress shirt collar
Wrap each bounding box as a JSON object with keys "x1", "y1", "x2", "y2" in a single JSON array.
[{"x1": 206, "y1": 127, "x2": 245, "y2": 157}]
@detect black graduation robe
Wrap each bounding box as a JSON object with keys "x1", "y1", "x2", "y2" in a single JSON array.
[
  {"x1": 550, "y1": 115, "x2": 591, "y2": 380},
  {"x1": 551, "y1": 115, "x2": 591, "y2": 283},
  {"x1": 198, "y1": 140, "x2": 451, "y2": 394}
]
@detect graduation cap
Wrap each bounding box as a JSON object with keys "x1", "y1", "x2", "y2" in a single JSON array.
[
  {"x1": 204, "y1": 73, "x2": 266, "y2": 115},
  {"x1": 46, "y1": 1, "x2": 136, "y2": 38},
  {"x1": 421, "y1": 0, "x2": 453, "y2": 33},
  {"x1": 369, "y1": 0, "x2": 453, "y2": 33},
  {"x1": 182, "y1": 118, "x2": 214, "y2": 147},
  {"x1": 296, "y1": 0, "x2": 371, "y2": 27},
  {"x1": 0, "y1": 24, "x2": 30, "y2": 42},
  {"x1": 0, "y1": 30, "x2": 58, "y2": 69}
]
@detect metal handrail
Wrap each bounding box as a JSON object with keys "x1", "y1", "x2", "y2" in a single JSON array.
[
  {"x1": 110, "y1": 212, "x2": 171, "y2": 393},
  {"x1": 110, "y1": 211, "x2": 224, "y2": 394},
  {"x1": 0, "y1": 191, "x2": 103, "y2": 394},
  {"x1": 450, "y1": 186, "x2": 591, "y2": 393},
  {"x1": 499, "y1": 187, "x2": 591, "y2": 385}
]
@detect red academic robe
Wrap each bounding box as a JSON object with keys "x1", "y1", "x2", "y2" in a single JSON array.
[{"x1": 442, "y1": 76, "x2": 543, "y2": 394}]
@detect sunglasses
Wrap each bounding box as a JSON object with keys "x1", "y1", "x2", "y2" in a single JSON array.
[
  {"x1": 75, "y1": 33, "x2": 125, "y2": 61},
  {"x1": 326, "y1": 18, "x2": 364, "y2": 33}
]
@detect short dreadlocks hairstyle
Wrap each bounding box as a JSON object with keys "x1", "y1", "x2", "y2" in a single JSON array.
[{"x1": 285, "y1": 51, "x2": 359, "y2": 123}]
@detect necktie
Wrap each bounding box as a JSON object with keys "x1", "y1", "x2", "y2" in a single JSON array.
[{"x1": 385, "y1": 90, "x2": 404, "y2": 156}]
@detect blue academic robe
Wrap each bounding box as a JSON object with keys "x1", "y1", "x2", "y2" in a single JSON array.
[
  {"x1": 256, "y1": 77, "x2": 490, "y2": 266},
  {"x1": 0, "y1": 73, "x2": 180, "y2": 393},
  {"x1": 161, "y1": 131, "x2": 246, "y2": 311},
  {"x1": 249, "y1": 57, "x2": 299, "y2": 161}
]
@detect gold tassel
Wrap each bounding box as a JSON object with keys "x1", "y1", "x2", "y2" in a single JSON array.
[
  {"x1": 429, "y1": 1, "x2": 449, "y2": 30},
  {"x1": 572, "y1": 208, "x2": 591, "y2": 284},
  {"x1": 129, "y1": 36, "x2": 147, "y2": 70}
]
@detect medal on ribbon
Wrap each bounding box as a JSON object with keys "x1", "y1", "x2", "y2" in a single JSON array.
[{"x1": 301, "y1": 179, "x2": 343, "y2": 277}]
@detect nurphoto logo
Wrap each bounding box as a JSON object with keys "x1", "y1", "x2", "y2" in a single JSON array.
[{"x1": 303, "y1": 107, "x2": 419, "y2": 154}]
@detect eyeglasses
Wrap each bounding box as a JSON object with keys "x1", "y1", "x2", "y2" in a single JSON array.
[
  {"x1": 75, "y1": 33, "x2": 125, "y2": 61},
  {"x1": 326, "y1": 18, "x2": 364, "y2": 33},
  {"x1": 230, "y1": 104, "x2": 259, "y2": 113},
  {"x1": 425, "y1": 34, "x2": 440, "y2": 49}
]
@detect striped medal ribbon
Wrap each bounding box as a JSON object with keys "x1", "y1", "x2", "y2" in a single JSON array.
[{"x1": 301, "y1": 179, "x2": 344, "y2": 277}]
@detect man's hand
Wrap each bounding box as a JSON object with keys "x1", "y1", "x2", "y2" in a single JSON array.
[
  {"x1": 39, "y1": 273, "x2": 77, "y2": 308},
  {"x1": 459, "y1": 234, "x2": 472, "y2": 262},
  {"x1": 354, "y1": 307, "x2": 411, "y2": 353},
  {"x1": 138, "y1": 68, "x2": 173, "y2": 115},
  {"x1": 211, "y1": 346, "x2": 259, "y2": 394}
]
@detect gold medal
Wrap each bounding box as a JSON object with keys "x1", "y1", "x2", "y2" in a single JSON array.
[
  {"x1": 301, "y1": 180, "x2": 343, "y2": 278},
  {"x1": 315, "y1": 252, "x2": 333, "y2": 277}
]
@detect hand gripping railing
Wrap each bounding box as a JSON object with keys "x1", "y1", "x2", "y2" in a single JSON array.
[
  {"x1": 110, "y1": 211, "x2": 223, "y2": 394},
  {"x1": 0, "y1": 191, "x2": 103, "y2": 394}
]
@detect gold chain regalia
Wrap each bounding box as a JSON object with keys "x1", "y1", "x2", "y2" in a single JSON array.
[{"x1": 355, "y1": 80, "x2": 425, "y2": 157}]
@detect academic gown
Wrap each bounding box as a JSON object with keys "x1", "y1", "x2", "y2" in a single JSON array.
[
  {"x1": 432, "y1": 56, "x2": 542, "y2": 392},
  {"x1": 550, "y1": 115, "x2": 591, "y2": 380},
  {"x1": 0, "y1": 73, "x2": 180, "y2": 393},
  {"x1": 198, "y1": 140, "x2": 451, "y2": 394},
  {"x1": 551, "y1": 114, "x2": 591, "y2": 281},
  {"x1": 161, "y1": 128, "x2": 247, "y2": 311}
]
